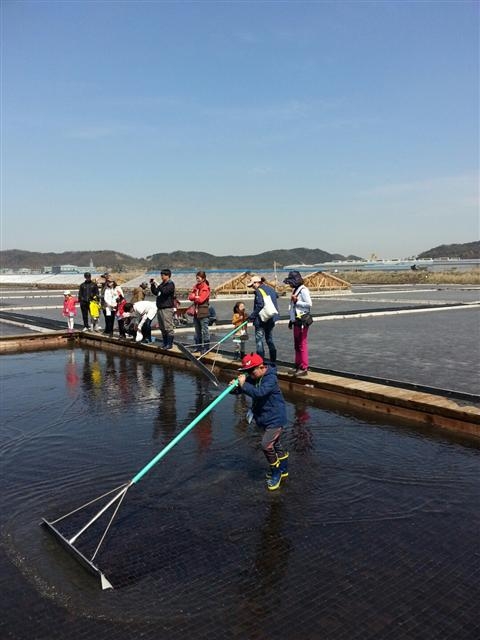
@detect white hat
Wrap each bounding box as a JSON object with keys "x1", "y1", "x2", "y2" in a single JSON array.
[
  {"x1": 247, "y1": 276, "x2": 262, "y2": 287},
  {"x1": 63, "y1": 290, "x2": 71, "y2": 295}
]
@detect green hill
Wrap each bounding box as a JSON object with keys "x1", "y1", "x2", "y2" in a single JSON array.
[
  {"x1": 1, "y1": 247, "x2": 361, "y2": 271},
  {"x1": 417, "y1": 241, "x2": 479, "y2": 259}
]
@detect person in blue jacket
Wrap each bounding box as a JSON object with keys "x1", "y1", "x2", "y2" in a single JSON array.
[
  {"x1": 247, "y1": 275, "x2": 279, "y2": 364},
  {"x1": 232, "y1": 352, "x2": 288, "y2": 491}
]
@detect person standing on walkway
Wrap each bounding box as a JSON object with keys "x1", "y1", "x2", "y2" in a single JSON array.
[
  {"x1": 78, "y1": 272, "x2": 99, "y2": 331},
  {"x1": 62, "y1": 291, "x2": 78, "y2": 332},
  {"x1": 103, "y1": 279, "x2": 123, "y2": 336},
  {"x1": 150, "y1": 269, "x2": 176, "y2": 349},
  {"x1": 230, "y1": 353, "x2": 288, "y2": 491},
  {"x1": 284, "y1": 270, "x2": 313, "y2": 376},
  {"x1": 248, "y1": 275, "x2": 279, "y2": 364},
  {"x1": 188, "y1": 271, "x2": 211, "y2": 353},
  {"x1": 231, "y1": 301, "x2": 249, "y2": 361},
  {"x1": 131, "y1": 281, "x2": 149, "y2": 303}
]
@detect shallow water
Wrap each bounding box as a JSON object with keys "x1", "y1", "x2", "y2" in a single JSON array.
[{"x1": 1, "y1": 348, "x2": 479, "y2": 639}]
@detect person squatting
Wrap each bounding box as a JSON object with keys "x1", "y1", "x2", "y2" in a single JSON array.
[{"x1": 231, "y1": 353, "x2": 288, "y2": 491}]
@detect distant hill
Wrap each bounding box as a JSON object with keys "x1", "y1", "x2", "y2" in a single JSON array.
[
  {"x1": 145, "y1": 248, "x2": 362, "y2": 269},
  {"x1": 418, "y1": 241, "x2": 480, "y2": 260},
  {"x1": 0, "y1": 247, "x2": 362, "y2": 271},
  {"x1": 0, "y1": 250, "x2": 148, "y2": 271}
]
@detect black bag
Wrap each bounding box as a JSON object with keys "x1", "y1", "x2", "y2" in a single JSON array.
[{"x1": 295, "y1": 313, "x2": 313, "y2": 328}]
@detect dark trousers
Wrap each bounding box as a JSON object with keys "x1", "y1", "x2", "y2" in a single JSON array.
[
  {"x1": 261, "y1": 427, "x2": 285, "y2": 465},
  {"x1": 103, "y1": 310, "x2": 115, "y2": 335},
  {"x1": 80, "y1": 301, "x2": 90, "y2": 328}
]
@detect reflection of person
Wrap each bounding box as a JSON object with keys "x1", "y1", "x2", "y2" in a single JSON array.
[
  {"x1": 231, "y1": 301, "x2": 249, "y2": 361},
  {"x1": 123, "y1": 301, "x2": 157, "y2": 343},
  {"x1": 291, "y1": 403, "x2": 314, "y2": 453},
  {"x1": 188, "y1": 271, "x2": 211, "y2": 354},
  {"x1": 62, "y1": 291, "x2": 78, "y2": 331},
  {"x1": 193, "y1": 377, "x2": 213, "y2": 453},
  {"x1": 283, "y1": 270, "x2": 313, "y2": 376},
  {"x1": 247, "y1": 275, "x2": 279, "y2": 364},
  {"x1": 153, "y1": 369, "x2": 177, "y2": 443},
  {"x1": 231, "y1": 353, "x2": 288, "y2": 491},
  {"x1": 65, "y1": 350, "x2": 79, "y2": 393},
  {"x1": 150, "y1": 269, "x2": 176, "y2": 349},
  {"x1": 78, "y1": 272, "x2": 99, "y2": 331}
]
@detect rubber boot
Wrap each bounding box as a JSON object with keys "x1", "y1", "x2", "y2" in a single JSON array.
[
  {"x1": 266, "y1": 452, "x2": 289, "y2": 479},
  {"x1": 266, "y1": 460, "x2": 282, "y2": 491},
  {"x1": 166, "y1": 336, "x2": 174, "y2": 350}
]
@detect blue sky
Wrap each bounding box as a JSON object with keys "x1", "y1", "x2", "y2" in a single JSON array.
[{"x1": 1, "y1": 0, "x2": 478, "y2": 259}]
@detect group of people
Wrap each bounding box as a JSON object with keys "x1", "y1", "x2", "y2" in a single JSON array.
[
  {"x1": 231, "y1": 270, "x2": 313, "y2": 376},
  {"x1": 64, "y1": 268, "x2": 314, "y2": 493},
  {"x1": 66, "y1": 268, "x2": 313, "y2": 370}
]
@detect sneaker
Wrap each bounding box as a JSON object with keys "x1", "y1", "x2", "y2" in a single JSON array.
[
  {"x1": 82, "y1": 327, "x2": 90, "y2": 332},
  {"x1": 295, "y1": 369, "x2": 308, "y2": 377}
]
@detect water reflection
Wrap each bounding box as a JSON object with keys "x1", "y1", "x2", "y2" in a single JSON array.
[
  {"x1": 290, "y1": 402, "x2": 314, "y2": 453},
  {"x1": 64, "y1": 350, "x2": 79, "y2": 396},
  {"x1": 193, "y1": 377, "x2": 213, "y2": 454},
  {"x1": 239, "y1": 501, "x2": 292, "y2": 616},
  {"x1": 81, "y1": 350, "x2": 103, "y2": 398},
  {"x1": 153, "y1": 369, "x2": 177, "y2": 444}
]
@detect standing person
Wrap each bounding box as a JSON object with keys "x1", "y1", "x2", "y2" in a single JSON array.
[
  {"x1": 150, "y1": 269, "x2": 176, "y2": 349},
  {"x1": 284, "y1": 271, "x2": 313, "y2": 376},
  {"x1": 231, "y1": 301, "x2": 249, "y2": 361},
  {"x1": 131, "y1": 281, "x2": 149, "y2": 303},
  {"x1": 103, "y1": 279, "x2": 123, "y2": 336},
  {"x1": 123, "y1": 301, "x2": 157, "y2": 343},
  {"x1": 188, "y1": 271, "x2": 211, "y2": 354},
  {"x1": 248, "y1": 275, "x2": 279, "y2": 364},
  {"x1": 78, "y1": 272, "x2": 99, "y2": 331},
  {"x1": 89, "y1": 295, "x2": 102, "y2": 332},
  {"x1": 116, "y1": 294, "x2": 128, "y2": 338},
  {"x1": 230, "y1": 353, "x2": 288, "y2": 491},
  {"x1": 62, "y1": 291, "x2": 78, "y2": 332}
]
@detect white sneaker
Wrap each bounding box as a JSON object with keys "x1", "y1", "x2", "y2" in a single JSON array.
[{"x1": 82, "y1": 327, "x2": 90, "y2": 332}]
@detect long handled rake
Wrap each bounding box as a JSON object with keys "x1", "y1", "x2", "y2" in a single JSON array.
[
  {"x1": 42, "y1": 380, "x2": 239, "y2": 590},
  {"x1": 176, "y1": 320, "x2": 248, "y2": 385}
]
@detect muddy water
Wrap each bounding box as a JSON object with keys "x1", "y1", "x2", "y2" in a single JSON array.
[{"x1": 1, "y1": 348, "x2": 479, "y2": 640}]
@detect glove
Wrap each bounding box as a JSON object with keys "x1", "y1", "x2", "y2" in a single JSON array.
[{"x1": 288, "y1": 321, "x2": 293, "y2": 330}]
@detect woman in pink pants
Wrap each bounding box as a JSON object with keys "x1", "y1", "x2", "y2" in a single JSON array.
[{"x1": 283, "y1": 271, "x2": 313, "y2": 376}]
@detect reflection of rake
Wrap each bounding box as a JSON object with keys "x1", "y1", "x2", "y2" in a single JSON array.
[{"x1": 42, "y1": 381, "x2": 239, "y2": 590}]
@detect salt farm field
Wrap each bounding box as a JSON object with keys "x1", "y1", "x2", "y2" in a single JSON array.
[{"x1": 0, "y1": 348, "x2": 479, "y2": 640}]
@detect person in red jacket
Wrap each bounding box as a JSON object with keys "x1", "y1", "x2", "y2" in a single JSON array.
[
  {"x1": 188, "y1": 271, "x2": 211, "y2": 353},
  {"x1": 62, "y1": 291, "x2": 78, "y2": 332}
]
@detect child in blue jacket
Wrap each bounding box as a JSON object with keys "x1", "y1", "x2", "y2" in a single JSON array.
[{"x1": 232, "y1": 353, "x2": 288, "y2": 491}]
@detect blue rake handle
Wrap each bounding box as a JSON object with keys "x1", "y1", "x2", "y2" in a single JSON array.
[
  {"x1": 198, "y1": 320, "x2": 248, "y2": 359},
  {"x1": 130, "y1": 380, "x2": 239, "y2": 485}
]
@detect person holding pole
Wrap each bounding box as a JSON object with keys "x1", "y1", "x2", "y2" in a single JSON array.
[{"x1": 231, "y1": 353, "x2": 288, "y2": 491}]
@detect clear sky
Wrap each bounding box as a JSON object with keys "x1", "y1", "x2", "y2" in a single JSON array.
[{"x1": 1, "y1": 0, "x2": 478, "y2": 259}]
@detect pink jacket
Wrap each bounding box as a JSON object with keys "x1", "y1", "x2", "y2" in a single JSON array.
[{"x1": 62, "y1": 296, "x2": 78, "y2": 316}]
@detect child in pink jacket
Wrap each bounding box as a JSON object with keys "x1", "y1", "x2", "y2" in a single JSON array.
[{"x1": 62, "y1": 291, "x2": 78, "y2": 331}]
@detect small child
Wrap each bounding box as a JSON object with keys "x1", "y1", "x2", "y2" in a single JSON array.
[
  {"x1": 116, "y1": 294, "x2": 128, "y2": 338},
  {"x1": 231, "y1": 301, "x2": 249, "y2": 360},
  {"x1": 89, "y1": 295, "x2": 102, "y2": 332},
  {"x1": 62, "y1": 291, "x2": 78, "y2": 331}
]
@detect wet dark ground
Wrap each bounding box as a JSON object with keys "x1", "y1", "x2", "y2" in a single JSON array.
[{"x1": 1, "y1": 349, "x2": 479, "y2": 639}]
